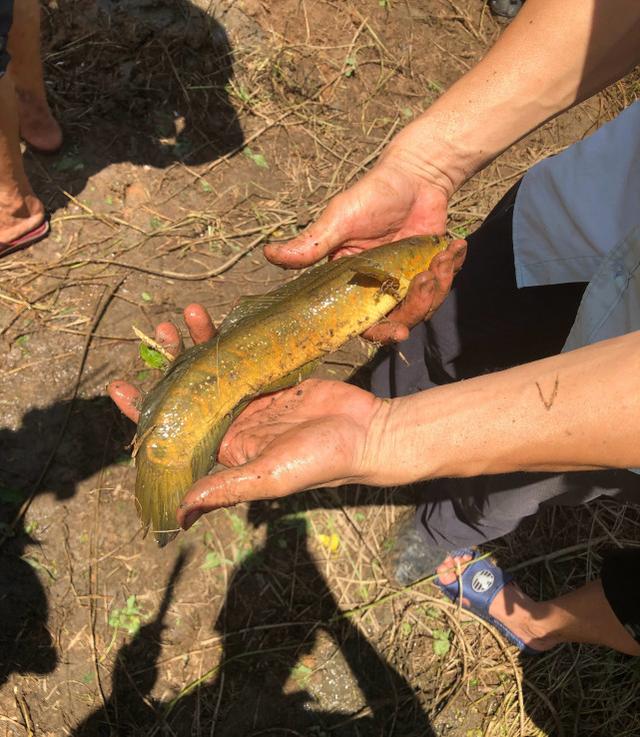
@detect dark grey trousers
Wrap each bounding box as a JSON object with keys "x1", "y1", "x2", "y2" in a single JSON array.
[
  {"x1": 0, "y1": 0, "x2": 12, "y2": 78},
  {"x1": 369, "y1": 184, "x2": 640, "y2": 550}
]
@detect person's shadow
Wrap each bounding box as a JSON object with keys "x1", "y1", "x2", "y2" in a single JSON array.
[
  {"x1": 0, "y1": 396, "x2": 132, "y2": 687},
  {"x1": 70, "y1": 499, "x2": 435, "y2": 736},
  {"x1": 26, "y1": 0, "x2": 244, "y2": 215}
]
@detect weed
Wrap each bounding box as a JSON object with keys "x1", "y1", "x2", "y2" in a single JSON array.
[{"x1": 108, "y1": 595, "x2": 144, "y2": 636}]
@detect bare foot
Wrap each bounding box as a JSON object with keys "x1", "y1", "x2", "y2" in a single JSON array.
[
  {"x1": 436, "y1": 554, "x2": 560, "y2": 651},
  {"x1": 0, "y1": 191, "x2": 45, "y2": 246},
  {"x1": 15, "y1": 88, "x2": 62, "y2": 153}
]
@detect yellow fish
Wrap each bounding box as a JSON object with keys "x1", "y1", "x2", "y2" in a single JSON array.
[{"x1": 134, "y1": 235, "x2": 448, "y2": 545}]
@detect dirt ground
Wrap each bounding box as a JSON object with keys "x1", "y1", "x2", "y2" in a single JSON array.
[{"x1": 1, "y1": 1, "x2": 640, "y2": 735}]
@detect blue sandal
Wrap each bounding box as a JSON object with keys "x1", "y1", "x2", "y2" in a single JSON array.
[{"x1": 434, "y1": 549, "x2": 541, "y2": 656}]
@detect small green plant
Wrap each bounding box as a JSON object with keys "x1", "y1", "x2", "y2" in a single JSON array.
[
  {"x1": 24, "y1": 520, "x2": 39, "y2": 535},
  {"x1": 139, "y1": 343, "x2": 167, "y2": 370},
  {"x1": 452, "y1": 225, "x2": 470, "y2": 238},
  {"x1": 243, "y1": 147, "x2": 268, "y2": 169},
  {"x1": 291, "y1": 663, "x2": 313, "y2": 686},
  {"x1": 108, "y1": 595, "x2": 144, "y2": 636},
  {"x1": 432, "y1": 628, "x2": 451, "y2": 657},
  {"x1": 344, "y1": 56, "x2": 357, "y2": 77},
  {"x1": 149, "y1": 216, "x2": 162, "y2": 230},
  {"x1": 141, "y1": 291, "x2": 153, "y2": 302}
]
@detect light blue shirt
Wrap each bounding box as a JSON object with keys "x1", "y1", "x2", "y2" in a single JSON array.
[{"x1": 513, "y1": 103, "x2": 640, "y2": 472}]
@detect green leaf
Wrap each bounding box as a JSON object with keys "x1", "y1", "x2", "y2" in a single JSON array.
[
  {"x1": 200, "y1": 180, "x2": 213, "y2": 193},
  {"x1": 291, "y1": 663, "x2": 313, "y2": 686},
  {"x1": 432, "y1": 628, "x2": 451, "y2": 657},
  {"x1": 344, "y1": 56, "x2": 357, "y2": 77},
  {"x1": 139, "y1": 343, "x2": 167, "y2": 370},
  {"x1": 136, "y1": 369, "x2": 151, "y2": 382},
  {"x1": 243, "y1": 147, "x2": 268, "y2": 169},
  {"x1": 109, "y1": 595, "x2": 143, "y2": 635},
  {"x1": 141, "y1": 291, "x2": 152, "y2": 302},
  {"x1": 433, "y1": 638, "x2": 450, "y2": 657}
]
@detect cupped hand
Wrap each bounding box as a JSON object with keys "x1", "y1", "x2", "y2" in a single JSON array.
[
  {"x1": 263, "y1": 159, "x2": 467, "y2": 343},
  {"x1": 108, "y1": 303, "x2": 216, "y2": 422},
  {"x1": 176, "y1": 379, "x2": 385, "y2": 530}
]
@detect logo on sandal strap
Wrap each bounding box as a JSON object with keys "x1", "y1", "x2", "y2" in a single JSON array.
[{"x1": 471, "y1": 569, "x2": 495, "y2": 593}]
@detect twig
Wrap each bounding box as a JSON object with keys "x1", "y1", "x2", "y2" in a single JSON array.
[{"x1": 132, "y1": 325, "x2": 176, "y2": 362}]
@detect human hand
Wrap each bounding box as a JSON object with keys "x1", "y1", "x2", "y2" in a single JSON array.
[
  {"x1": 176, "y1": 379, "x2": 387, "y2": 530},
  {"x1": 108, "y1": 306, "x2": 388, "y2": 530},
  {"x1": 264, "y1": 157, "x2": 466, "y2": 343},
  {"x1": 108, "y1": 304, "x2": 216, "y2": 422}
]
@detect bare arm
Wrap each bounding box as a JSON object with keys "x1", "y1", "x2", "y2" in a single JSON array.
[
  {"x1": 367, "y1": 331, "x2": 640, "y2": 484},
  {"x1": 383, "y1": 0, "x2": 640, "y2": 197},
  {"x1": 173, "y1": 331, "x2": 640, "y2": 526}
]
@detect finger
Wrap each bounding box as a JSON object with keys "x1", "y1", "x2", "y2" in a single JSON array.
[
  {"x1": 177, "y1": 461, "x2": 290, "y2": 529},
  {"x1": 155, "y1": 322, "x2": 184, "y2": 357},
  {"x1": 108, "y1": 380, "x2": 141, "y2": 423},
  {"x1": 362, "y1": 319, "x2": 410, "y2": 345},
  {"x1": 264, "y1": 195, "x2": 352, "y2": 268},
  {"x1": 184, "y1": 303, "x2": 217, "y2": 344},
  {"x1": 428, "y1": 251, "x2": 455, "y2": 310},
  {"x1": 450, "y1": 239, "x2": 467, "y2": 273}
]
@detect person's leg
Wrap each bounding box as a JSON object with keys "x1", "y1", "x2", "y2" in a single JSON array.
[
  {"x1": 0, "y1": 70, "x2": 45, "y2": 244},
  {"x1": 437, "y1": 554, "x2": 640, "y2": 655},
  {"x1": 7, "y1": 0, "x2": 61, "y2": 152}
]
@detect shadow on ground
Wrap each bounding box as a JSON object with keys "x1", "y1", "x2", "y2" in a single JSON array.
[
  {"x1": 0, "y1": 393, "x2": 436, "y2": 734},
  {"x1": 0, "y1": 396, "x2": 131, "y2": 687},
  {"x1": 71, "y1": 503, "x2": 436, "y2": 736},
  {"x1": 25, "y1": 0, "x2": 245, "y2": 215}
]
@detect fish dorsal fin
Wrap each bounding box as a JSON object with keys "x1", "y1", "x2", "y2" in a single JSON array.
[
  {"x1": 218, "y1": 294, "x2": 281, "y2": 335},
  {"x1": 218, "y1": 260, "x2": 348, "y2": 335}
]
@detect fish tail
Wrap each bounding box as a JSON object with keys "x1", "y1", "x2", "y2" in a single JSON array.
[{"x1": 135, "y1": 455, "x2": 194, "y2": 547}]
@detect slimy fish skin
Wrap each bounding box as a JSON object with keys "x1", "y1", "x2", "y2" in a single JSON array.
[{"x1": 134, "y1": 235, "x2": 449, "y2": 545}]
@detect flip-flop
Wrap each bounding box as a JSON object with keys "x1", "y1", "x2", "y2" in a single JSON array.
[
  {"x1": 434, "y1": 548, "x2": 542, "y2": 655},
  {"x1": 0, "y1": 218, "x2": 50, "y2": 259}
]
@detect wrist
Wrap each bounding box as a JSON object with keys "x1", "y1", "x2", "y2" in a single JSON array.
[{"x1": 378, "y1": 109, "x2": 486, "y2": 198}]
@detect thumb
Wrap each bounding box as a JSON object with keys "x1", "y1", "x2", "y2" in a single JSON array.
[
  {"x1": 265, "y1": 196, "x2": 352, "y2": 268},
  {"x1": 176, "y1": 461, "x2": 287, "y2": 529}
]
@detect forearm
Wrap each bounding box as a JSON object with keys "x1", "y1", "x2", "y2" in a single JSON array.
[
  {"x1": 380, "y1": 0, "x2": 640, "y2": 195},
  {"x1": 366, "y1": 332, "x2": 640, "y2": 485}
]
